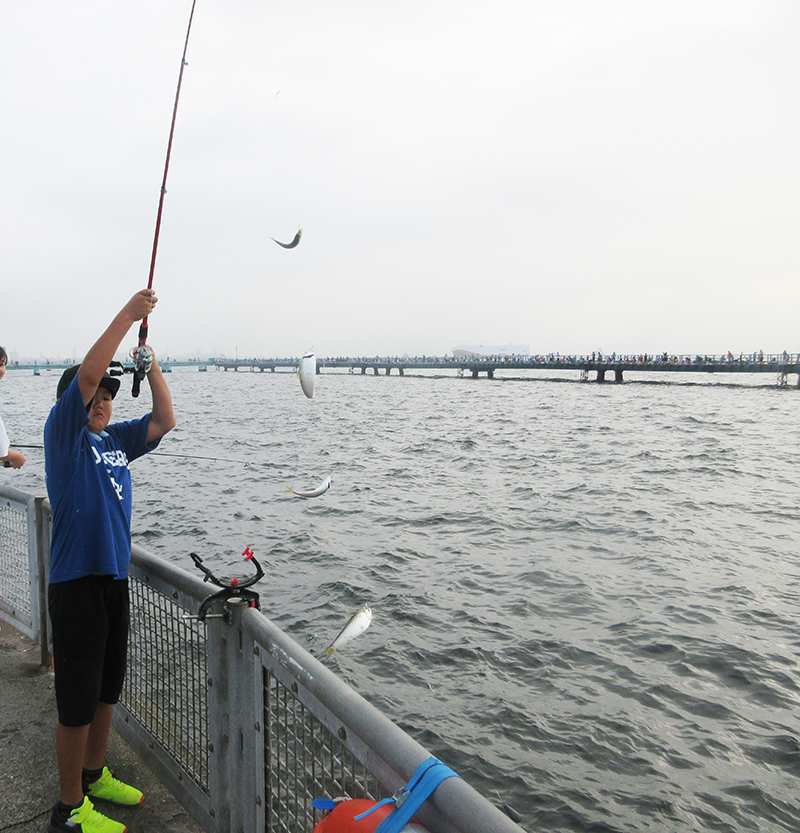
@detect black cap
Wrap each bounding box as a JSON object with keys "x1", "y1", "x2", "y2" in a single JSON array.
[{"x1": 56, "y1": 364, "x2": 120, "y2": 400}]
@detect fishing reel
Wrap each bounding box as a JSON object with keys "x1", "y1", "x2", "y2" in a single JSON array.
[
  {"x1": 130, "y1": 345, "x2": 153, "y2": 398},
  {"x1": 188, "y1": 547, "x2": 265, "y2": 622}
]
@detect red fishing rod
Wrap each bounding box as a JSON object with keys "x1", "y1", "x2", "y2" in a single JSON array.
[{"x1": 133, "y1": 0, "x2": 198, "y2": 396}]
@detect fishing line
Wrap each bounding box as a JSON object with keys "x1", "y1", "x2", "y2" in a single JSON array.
[
  {"x1": 132, "y1": 0, "x2": 198, "y2": 398},
  {"x1": 0, "y1": 807, "x2": 50, "y2": 832},
  {"x1": 10, "y1": 444, "x2": 256, "y2": 468},
  {"x1": 148, "y1": 450, "x2": 256, "y2": 467}
]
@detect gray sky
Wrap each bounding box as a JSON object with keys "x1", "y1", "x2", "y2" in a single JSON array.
[{"x1": 2, "y1": 1, "x2": 798, "y2": 361}]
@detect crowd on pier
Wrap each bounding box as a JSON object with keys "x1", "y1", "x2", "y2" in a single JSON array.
[{"x1": 318, "y1": 351, "x2": 798, "y2": 367}]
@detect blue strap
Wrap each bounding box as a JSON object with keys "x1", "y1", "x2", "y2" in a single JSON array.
[
  {"x1": 311, "y1": 798, "x2": 337, "y2": 811},
  {"x1": 354, "y1": 757, "x2": 460, "y2": 833}
]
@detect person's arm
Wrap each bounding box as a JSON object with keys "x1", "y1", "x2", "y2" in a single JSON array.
[
  {"x1": 1, "y1": 449, "x2": 25, "y2": 469},
  {"x1": 77, "y1": 289, "x2": 157, "y2": 406},
  {"x1": 145, "y1": 351, "x2": 176, "y2": 443},
  {"x1": 0, "y1": 417, "x2": 23, "y2": 467}
]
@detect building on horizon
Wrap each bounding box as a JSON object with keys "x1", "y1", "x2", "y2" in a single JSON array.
[{"x1": 452, "y1": 344, "x2": 530, "y2": 358}]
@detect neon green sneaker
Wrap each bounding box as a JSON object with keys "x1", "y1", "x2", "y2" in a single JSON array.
[
  {"x1": 47, "y1": 797, "x2": 126, "y2": 833},
  {"x1": 84, "y1": 767, "x2": 144, "y2": 806}
]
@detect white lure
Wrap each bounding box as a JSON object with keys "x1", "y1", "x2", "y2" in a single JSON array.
[
  {"x1": 298, "y1": 351, "x2": 316, "y2": 398},
  {"x1": 287, "y1": 475, "x2": 332, "y2": 498},
  {"x1": 324, "y1": 605, "x2": 372, "y2": 657}
]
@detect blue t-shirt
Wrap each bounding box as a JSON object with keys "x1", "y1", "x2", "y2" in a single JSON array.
[{"x1": 44, "y1": 376, "x2": 161, "y2": 583}]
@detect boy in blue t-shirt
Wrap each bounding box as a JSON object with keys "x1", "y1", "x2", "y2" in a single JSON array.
[{"x1": 44, "y1": 289, "x2": 175, "y2": 833}]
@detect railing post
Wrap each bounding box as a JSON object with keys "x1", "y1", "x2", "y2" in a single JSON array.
[
  {"x1": 206, "y1": 600, "x2": 258, "y2": 833},
  {"x1": 23, "y1": 494, "x2": 48, "y2": 662},
  {"x1": 33, "y1": 497, "x2": 52, "y2": 667}
]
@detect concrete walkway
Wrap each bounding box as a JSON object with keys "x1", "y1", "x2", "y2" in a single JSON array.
[{"x1": 0, "y1": 621, "x2": 205, "y2": 833}]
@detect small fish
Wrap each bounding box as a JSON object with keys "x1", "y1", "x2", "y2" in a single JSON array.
[
  {"x1": 271, "y1": 228, "x2": 302, "y2": 248},
  {"x1": 324, "y1": 605, "x2": 372, "y2": 657},
  {"x1": 286, "y1": 475, "x2": 332, "y2": 498},
  {"x1": 298, "y1": 351, "x2": 315, "y2": 398}
]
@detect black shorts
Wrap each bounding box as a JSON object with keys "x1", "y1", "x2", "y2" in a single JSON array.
[{"x1": 48, "y1": 575, "x2": 130, "y2": 727}]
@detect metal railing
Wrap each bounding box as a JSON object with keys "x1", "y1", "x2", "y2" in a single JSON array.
[
  {"x1": 0, "y1": 485, "x2": 50, "y2": 660},
  {"x1": 0, "y1": 484, "x2": 524, "y2": 833}
]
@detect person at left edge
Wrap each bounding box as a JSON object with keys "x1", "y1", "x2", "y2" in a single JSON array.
[
  {"x1": 0, "y1": 346, "x2": 26, "y2": 469},
  {"x1": 44, "y1": 288, "x2": 175, "y2": 833}
]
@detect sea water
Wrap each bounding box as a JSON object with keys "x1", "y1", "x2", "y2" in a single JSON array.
[{"x1": 5, "y1": 366, "x2": 800, "y2": 832}]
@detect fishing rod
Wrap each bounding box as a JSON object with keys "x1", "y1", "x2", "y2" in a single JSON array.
[{"x1": 132, "y1": 0, "x2": 198, "y2": 398}]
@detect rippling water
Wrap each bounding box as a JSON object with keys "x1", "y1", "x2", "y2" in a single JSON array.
[{"x1": 6, "y1": 366, "x2": 800, "y2": 832}]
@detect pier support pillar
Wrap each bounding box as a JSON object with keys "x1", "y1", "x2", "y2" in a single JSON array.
[
  {"x1": 373, "y1": 367, "x2": 379, "y2": 375},
  {"x1": 361, "y1": 367, "x2": 366, "y2": 375},
  {"x1": 399, "y1": 367, "x2": 404, "y2": 376},
  {"x1": 385, "y1": 367, "x2": 391, "y2": 375},
  {"x1": 472, "y1": 369, "x2": 479, "y2": 378},
  {"x1": 596, "y1": 369, "x2": 606, "y2": 383},
  {"x1": 615, "y1": 369, "x2": 624, "y2": 383},
  {"x1": 487, "y1": 369, "x2": 494, "y2": 379}
]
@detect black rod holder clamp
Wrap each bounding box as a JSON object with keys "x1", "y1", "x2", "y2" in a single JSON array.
[{"x1": 189, "y1": 547, "x2": 265, "y2": 621}]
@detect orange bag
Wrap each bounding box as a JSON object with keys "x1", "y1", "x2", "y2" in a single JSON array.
[{"x1": 311, "y1": 799, "x2": 428, "y2": 833}]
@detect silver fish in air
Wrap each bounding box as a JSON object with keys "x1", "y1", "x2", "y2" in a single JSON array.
[
  {"x1": 286, "y1": 475, "x2": 332, "y2": 498},
  {"x1": 271, "y1": 228, "x2": 303, "y2": 248},
  {"x1": 298, "y1": 351, "x2": 315, "y2": 398},
  {"x1": 324, "y1": 605, "x2": 372, "y2": 657}
]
